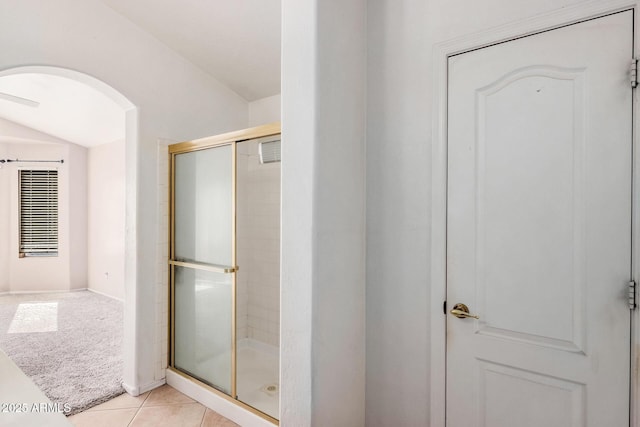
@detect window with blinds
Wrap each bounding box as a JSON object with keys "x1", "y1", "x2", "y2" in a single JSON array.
[{"x1": 19, "y1": 169, "x2": 59, "y2": 257}]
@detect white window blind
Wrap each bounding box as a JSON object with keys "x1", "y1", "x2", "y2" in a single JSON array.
[{"x1": 19, "y1": 169, "x2": 58, "y2": 257}]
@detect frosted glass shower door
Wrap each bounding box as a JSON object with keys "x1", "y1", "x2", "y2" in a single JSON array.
[{"x1": 171, "y1": 144, "x2": 235, "y2": 395}]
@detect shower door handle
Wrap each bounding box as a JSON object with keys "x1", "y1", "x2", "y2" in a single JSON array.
[{"x1": 169, "y1": 260, "x2": 238, "y2": 274}]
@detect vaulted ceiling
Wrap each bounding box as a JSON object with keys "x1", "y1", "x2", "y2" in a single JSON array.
[
  {"x1": 0, "y1": 1, "x2": 281, "y2": 147},
  {"x1": 0, "y1": 73, "x2": 125, "y2": 148},
  {"x1": 100, "y1": 0, "x2": 281, "y2": 102}
]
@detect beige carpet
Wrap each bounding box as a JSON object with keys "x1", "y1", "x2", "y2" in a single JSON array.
[{"x1": 0, "y1": 291, "x2": 124, "y2": 416}]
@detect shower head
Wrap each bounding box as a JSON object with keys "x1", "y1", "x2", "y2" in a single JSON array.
[{"x1": 259, "y1": 139, "x2": 281, "y2": 164}]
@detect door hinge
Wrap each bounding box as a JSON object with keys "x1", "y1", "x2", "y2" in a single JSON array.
[
  {"x1": 631, "y1": 59, "x2": 638, "y2": 88},
  {"x1": 629, "y1": 281, "x2": 637, "y2": 310}
]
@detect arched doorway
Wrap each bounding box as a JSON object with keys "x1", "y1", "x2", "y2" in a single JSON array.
[{"x1": 0, "y1": 65, "x2": 139, "y2": 394}]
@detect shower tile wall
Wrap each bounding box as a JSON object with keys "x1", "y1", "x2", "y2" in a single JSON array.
[{"x1": 236, "y1": 140, "x2": 280, "y2": 348}]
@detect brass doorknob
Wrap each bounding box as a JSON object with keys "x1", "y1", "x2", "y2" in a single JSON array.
[{"x1": 450, "y1": 303, "x2": 479, "y2": 319}]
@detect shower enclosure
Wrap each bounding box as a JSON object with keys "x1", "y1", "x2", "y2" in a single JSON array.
[{"x1": 168, "y1": 123, "x2": 281, "y2": 422}]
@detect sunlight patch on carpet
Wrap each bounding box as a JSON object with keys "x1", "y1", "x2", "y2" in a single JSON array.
[
  {"x1": 0, "y1": 291, "x2": 123, "y2": 415},
  {"x1": 8, "y1": 302, "x2": 58, "y2": 334}
]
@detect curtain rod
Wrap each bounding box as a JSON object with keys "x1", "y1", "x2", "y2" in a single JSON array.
[{"x1": 0, "y1": 159, "x2": 64, "y2": 164}]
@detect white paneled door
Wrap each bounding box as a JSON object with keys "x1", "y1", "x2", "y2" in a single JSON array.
[{"x1": 447, "y1": 11, "x2": 633, "y2": 427}]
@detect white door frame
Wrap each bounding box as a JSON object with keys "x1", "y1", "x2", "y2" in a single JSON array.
[{"x1": 430, "y1": 1, "x2": 640, "y2": 425}]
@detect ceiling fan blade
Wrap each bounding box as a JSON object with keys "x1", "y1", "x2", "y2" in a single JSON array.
[{"x1": 0, "y1": 92, "x2": 39, "y2": 108}]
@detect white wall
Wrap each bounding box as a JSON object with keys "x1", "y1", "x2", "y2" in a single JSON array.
[
  {"x1": 0, "y1": 138, "x2": 87, "y2": 293},
  {"x1": 365, "y1": 2, "x2": 431, "y2": 425},
  {"x1": 68, "y1": 142, "x2": 88, "y2": 291},
  {"x1": 281, "y1": 2, "x2": 316, "y2": 421},
  {"x1": 281, "y1": 0, "x2": 366, "y2": 425},
  {"x1": 0, "y1": 122, "x2": 124, "y2": 301},
  {"x1": 248, "y1": 94, "x2": 281, "y2": 127},
  {"x1": 0, "y1": 119, "x2": 86, "y2": 292},
  {"x1": 364, "y1": 0, "x2": 611, "y2": 426},
  {"x1": 88, "y1": 139, "x2": 125, "y2": 300},
  {"x1": 0, "y1": 0, "x2": 248, "y2": 394}
]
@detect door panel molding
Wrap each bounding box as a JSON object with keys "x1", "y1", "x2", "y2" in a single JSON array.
[
  {"x1": 474, "y1": 66, "x2": 588, "y2": 354},
  {"x1": 477, "y1": 359, "x2": 586, "y2": 427},
  {"x1": 430, "y1": 2, "x2": 639, "y2": 426}
]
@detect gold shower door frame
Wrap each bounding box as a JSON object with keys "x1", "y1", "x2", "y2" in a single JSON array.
[{"x1": 168, "y1": 122, "x2": 281, "y2": 424}]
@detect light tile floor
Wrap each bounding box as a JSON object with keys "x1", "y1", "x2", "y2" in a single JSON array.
[{"x1": 68, "y1": 385, "x2": 239, "y2": 427}]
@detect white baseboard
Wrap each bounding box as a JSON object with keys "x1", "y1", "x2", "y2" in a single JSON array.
[
  {"x1": 122, "y1": 379, "x2": 166, "y2": 397},
  {"x1": 86, "y1": 288, "x2": 124, "y2": 302},
  {"x1": 0, "y1": 288, "x2": 123, "y2": 302},
  {"x1": 2, "y1": 289, "x2": 85, "y2": 295},
  {"x1": 166, "y1": 370, "x2": 275, "y2": 427}
]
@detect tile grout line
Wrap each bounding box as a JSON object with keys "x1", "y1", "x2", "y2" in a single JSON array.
[
  {"x1": 127, "y1": 389, "x2": 153, "y2": 427},
  {"x1": 79, "y1": 386, "x2": 220, "y2": 427},
  {"x1": 199, "y1": 405, "x2": 207, "y2": 427}
]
